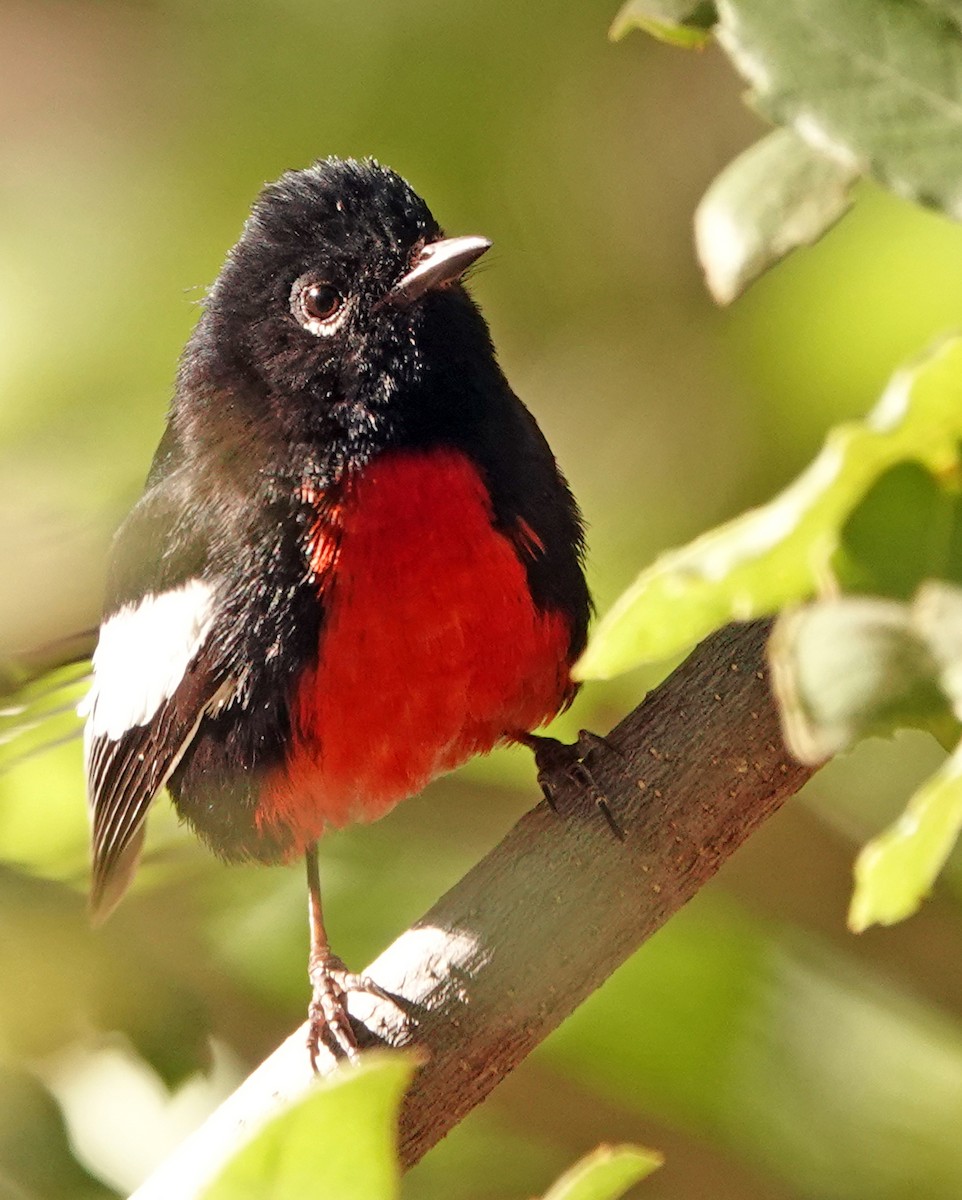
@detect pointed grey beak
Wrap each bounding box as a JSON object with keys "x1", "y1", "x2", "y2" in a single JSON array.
[{"x1": 389, "y1": 234, "x2": 491, "y2": 303}]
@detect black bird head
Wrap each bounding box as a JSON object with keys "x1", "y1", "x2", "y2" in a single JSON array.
[{"x1": 180, "y1": 158, "x2": 492, "y2": 457}]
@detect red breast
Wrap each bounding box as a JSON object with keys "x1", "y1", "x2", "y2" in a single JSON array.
[{"x1": 256, "y1": 448, "x2": 574, "y2": 849}]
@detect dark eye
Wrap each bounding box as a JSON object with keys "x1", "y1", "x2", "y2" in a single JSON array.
[
  {"x1": 291, "y1": 278, "x2": 347, "y2": 335},
  {"x1": 300, "y1": 283, "x2": 342, "y2": 322}
]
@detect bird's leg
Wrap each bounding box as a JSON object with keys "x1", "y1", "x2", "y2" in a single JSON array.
[
  {"x1": 305, "y1": 844, "x2": 386, "y2": 1069},
  {"x1": 306, "y1": 844, "x2": 357, "y2": 1066},
  {"x1": 516, "y1": 730, "x2": 626, "y2": 841}
]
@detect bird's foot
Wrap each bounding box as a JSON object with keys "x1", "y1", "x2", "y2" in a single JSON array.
[
  {"x1": 306, "y1": 954, "x2": 387, "y2": 1070},
  {"x1": 517, "y1": 729, "x2": 626, "y2": 841}
]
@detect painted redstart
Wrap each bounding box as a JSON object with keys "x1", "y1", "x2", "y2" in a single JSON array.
[{"x1": 81, "y1": 158, "x2": 591, "y2": 1061}]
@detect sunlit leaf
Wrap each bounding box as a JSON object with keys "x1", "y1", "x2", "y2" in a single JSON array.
[
  {"x1": 575, "y1": 336, "x2": 962, "y2": 680},
  {"x1": 850, "y1": 739, "x2": 962, "y2": 930},
  {"x1": 200, "y1": 1055, "x2": 413, "y2": 1200},
  {"x1": 695, "y1": 128, "x2": 856, "y2": 305},
  {"x1": 610, "y1": 0, "x2": 716, "y2": 47},
  {"x1": 715, "y1": 0, "x2": 962, "y2": 219},
  {"x1": 541, "y1": 1143, "x2": 662, "y2": 1200}
]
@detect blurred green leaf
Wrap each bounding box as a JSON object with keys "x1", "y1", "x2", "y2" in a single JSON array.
[
  {"x1": 0, "y1": 1067, "x2": 113, "y2": 1200},
  {"x1": 0, "y1": 864, "x2": 214, "y2": 1086},
  {"x1": 695, "y1": 128, "x2": 856, "y2": 305},
  {"x1": 835, "y1": 462, "x2": 962, "y2": 599},
  {"x1": 610, "y1": 0, "x2": 716, "y2": 46},
  {"x1": 0, "y1": 633, "x2": 94, "y2": 699},
  {"x1": 541, "y1": 1143, "x2": 662, "y2": 1200},
  {"x1": 771, "y1": 583, "x2": 962, "y2": 929},
  {"x1": 401, "y1": 1102, "x2": 563, "y2": 1200},
  {"x1": 715, "y1": 0, "x2": 962, "y2": 219},
  {"x1": 576, "y1": 336, "x2": 962, "y2": 680},
  {"x1": 548, "y1": 896, "x2": 962, "y2": 1198},
  {"x1": 546, "y1": 899, "x2": 769, "y2": 1133},
  {"x1": 915, "y1": 581, "x2": 962, "y2": 713},
  {"x1": 771, "y1": 582, "x2": 962, "y2": 759},
  {"x1": 200, "y1": 1054, "x2": 413, "y2": 1200},
  {"x1": 851, "y1": 739, "x2": 962, "y2": 930},
  {"x1": 0, "y1": 664, "x2": 87, "y2": 784},
  {"x1": 770, "y1": 597, "x2": 945, "y2": 763}
]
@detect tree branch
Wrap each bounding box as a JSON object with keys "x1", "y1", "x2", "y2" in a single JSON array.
[{"x1": 129, "y1": 618, "x2": 817, "y2": 1200}]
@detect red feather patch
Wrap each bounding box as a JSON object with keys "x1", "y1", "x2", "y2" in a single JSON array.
[{"x1": 258, "y1": 449, "x2": 573, "y2": 848}]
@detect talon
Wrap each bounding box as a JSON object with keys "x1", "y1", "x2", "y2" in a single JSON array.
[
  {"x1": 307, "y1": 956, "x2": 385, "y2": 1068},
  {"x1": 307, "y1": 957, "x2": 358, "y2": 1066},
  {"x1": 596, "y1": 797, "x2": 626, "y2": 842},
  {"x1": 516, "y1": 730, "x2": 625, "y2": 841},
  {"x1": 515, "y1": 732, "x2": 570, "y2": 811},
  {"x1": 538, "y1": 774, "x2": 560, "y2": 813}
]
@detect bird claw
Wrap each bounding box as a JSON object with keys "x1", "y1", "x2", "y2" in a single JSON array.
[
  {"x1": 518, "y1": 729, "x2": 626, "y2": 841},
  {"x1": 306, "y1": 955, "x2": 385, "y2": 1069}
]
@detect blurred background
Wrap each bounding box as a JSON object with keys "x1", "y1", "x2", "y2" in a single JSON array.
[{"x1": 3, "y1": 2, "x2": 962, "y2": 1197}]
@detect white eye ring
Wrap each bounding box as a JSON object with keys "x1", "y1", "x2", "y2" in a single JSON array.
[{"x1": 292, "y1": 280, "x2": 349, "y2": 337}]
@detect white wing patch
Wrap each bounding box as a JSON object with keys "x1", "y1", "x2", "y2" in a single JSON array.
[{"x1": 79, "y1": 579, "x2": 217, "y2": 740}]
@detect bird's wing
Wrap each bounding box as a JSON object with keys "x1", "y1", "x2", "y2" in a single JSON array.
[{"x1": 81, "y1": 466, "x2": 232, "y2": 920}]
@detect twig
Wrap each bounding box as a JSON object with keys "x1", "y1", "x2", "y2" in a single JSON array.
[{"x1": 129, "y1": 618, "x2": 816, "y2": 1199}]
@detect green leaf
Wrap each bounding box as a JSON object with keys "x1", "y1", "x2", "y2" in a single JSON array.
[
  {"x1": 850, "y1": 738, "x2": 962, "y2": 930},
  {"x1": 200, "y1": 1054, "x2": 414, "y2": 1200},
  {"x1": 715, "y1": 0, "x2": 962, "y2": 219},
  {"x1": 834, "y1": 462, "x2": 962, "y2": 599},
  {"x1": 610, "y1": 0, "x2": 717, "y2": 47},
  {"x1": 541, "y1": 1144, "x2": 663, "y2": 1200},
  {"x1": 575, "y1": 335, "x2": 962, "y2": 680},
  {"x1": 695, "y1": 128, "x2": 857, "y2": 305},
  {"x1": 770, "y1": 597, "x2": 945, "y2": 763},
  {"x1": 771, "y1": 581, "x2": 962, "y2": 758},
  {"x1": 770, "y1": 582, "x2": 962, "y2": 928}
]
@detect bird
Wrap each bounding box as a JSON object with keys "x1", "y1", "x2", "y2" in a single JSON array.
[{"x1": 80, "y1": 157, "x2": 592, "y2": 1062}]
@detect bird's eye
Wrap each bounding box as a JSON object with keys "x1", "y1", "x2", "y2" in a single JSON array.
[
  {"x1": 301, "y1": 284, "x2": 342, "y2": 321},
  {"x1": 292, "y1": 280, "x2": 346, "y2": 335}
]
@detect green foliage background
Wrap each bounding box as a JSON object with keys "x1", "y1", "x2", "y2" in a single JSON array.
[{"x1": 3, "y1": 1, "x2": 962, "y2": 1197}]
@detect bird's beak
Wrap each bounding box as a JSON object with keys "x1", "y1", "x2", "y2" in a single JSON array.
[{"x1": 389, "y1": 234, "x2": 491, "y2": 303}]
